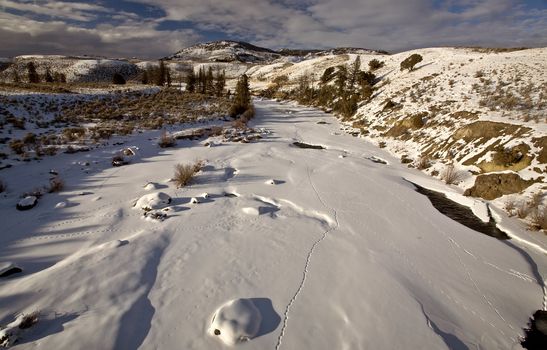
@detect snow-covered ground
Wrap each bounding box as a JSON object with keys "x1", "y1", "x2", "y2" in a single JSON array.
[{"x1": 0, "y1": 99, "x2": 546, "y2": 349}]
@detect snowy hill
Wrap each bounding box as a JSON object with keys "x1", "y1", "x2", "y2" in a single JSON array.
[
  {"x1": 0, "y1": 55, "x2": 140, "y2": 83},
  {"x1": 168, "y1": 40, "x2": 281, "y2": 63}
]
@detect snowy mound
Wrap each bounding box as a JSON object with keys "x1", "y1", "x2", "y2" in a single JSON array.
[
  {"x1": 209, "y1": 299, "x2": 262, "y2": 345},
  {"x1": 134, "y1": 192, "x2": 171, "y2": 211}
]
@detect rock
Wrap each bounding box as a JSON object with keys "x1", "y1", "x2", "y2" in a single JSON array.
[
  {"x1": 209, "y1": 299, "x2": 262, "y2": 345},
  {"x1": 0, "y1": 263, "x2": 22, "y2": 277},
  {"x1": 143, "y1": 210, "x2": 168, "y2": 221},
  {"x1": 55, "y1": 201, "x2": 67, "y2": 209},
  {"x1": 16, "y1": 196, "x2": 37, "y2": 211},
  {"x1": 265, "y1": 179, "x2": 276, "y2": 185},
  {"x1": 134, "y1": 192, "x2": 172, "y2": 211},
  {"x1": 144, "y1": 182, "x2": 159, "y2": 190},
  {"x1": 190, "y1": 197, "x2": 200, "y2": 204},
  {"x1": 464, "y1": 173, "x2": 539, "y2": 200},
  {"x1": 202, "y1": 193, "x2": 210, "y2": 199}
]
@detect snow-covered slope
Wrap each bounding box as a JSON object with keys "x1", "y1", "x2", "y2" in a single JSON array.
[
  {"x1": 0, "y1": 99, "x2": 545, "y2": 349},
  {"x1": 169, "y1": 40, "x2": 280, "y2": 63},
  {"x1": 0, "y1": 56, "x2": 139, "y2": 83},
  {"x1": 247, "y1": 47, "x2": 547, "y2": 220}
]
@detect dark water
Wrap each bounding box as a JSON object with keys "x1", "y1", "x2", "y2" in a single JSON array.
[
  {"x1": 522, "y1": 310, "x2": 547, "y2": 349},
  {"x1": 292, "y1": 142, "x2": 325, "y2": 150},
  {"x1": 409, "y1": 181, "x2": 510, "y2": 240}
]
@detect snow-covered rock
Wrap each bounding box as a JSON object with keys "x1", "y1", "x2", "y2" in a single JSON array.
[
  {"x1": 16, "y1": 196, "x2": 37, "y2": 211},
  {"x1": 209, "y1": 298, "x2": 262, "y2": 345},
  {"x1": 134, "y1": 192, "x2": 172, "y2": 211}
]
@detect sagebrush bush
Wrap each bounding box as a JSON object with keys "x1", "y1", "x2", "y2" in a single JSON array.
[
  {"x1": 48, "y1": 176, "x2": 64, "y2": 193},
  {"x1": 174, "y1": 163, "x2": 198, "y2": 188},
  {"x1": 529, "y1": 207, "x2": 547, "y2": 231},
  {"x1": 441, "y1": 163, "x2": 464, "y2": 185},
  {"x1": 158, "y1": 130, "x2": 176, "y2": 148}
]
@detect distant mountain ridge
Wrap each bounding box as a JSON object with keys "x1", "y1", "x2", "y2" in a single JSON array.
[{"x1": 168, "y1": 40, "x2": 387, "y2": 63}]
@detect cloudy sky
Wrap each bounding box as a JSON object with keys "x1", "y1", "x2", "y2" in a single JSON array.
[{"x1": 0, "y1": 0, "x2": 546, "y2": 58}]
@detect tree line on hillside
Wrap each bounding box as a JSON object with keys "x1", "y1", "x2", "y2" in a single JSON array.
[
  {"x1": 9, "y1": 62, "x2": 67, "y2": 84},
  {"x1": 185, "y1": 66, "x2": 226, "y2": 97},
  {"x1": 261, "y1": 54, "x2": 423, "y2": 119}
]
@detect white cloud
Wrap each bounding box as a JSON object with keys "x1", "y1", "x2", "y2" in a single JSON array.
[
  {"x1": 0, "y1": 0, "x2": 545, "y2": 57},
  {"x1": 0, "y1": 0, "x2": 109, "y2": 22},
  {"x1": 0, "y1": 11, "x2": 201, "y2": 58}
]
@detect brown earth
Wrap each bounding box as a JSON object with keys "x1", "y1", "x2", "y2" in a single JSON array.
[{"x1": 464, "y1": 173, "x2": 540, "y2": 200}]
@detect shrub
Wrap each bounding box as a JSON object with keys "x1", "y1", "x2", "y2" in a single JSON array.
[
  {"x1": 22, "y1": 132, "x2": 37, "y2": 145},
  {"x1": 9, "y1": 139, "x2": 25, "y2": 155},
  {"x1": 18, "y1": 312, "x2": 39, "y2": 329},
  {"x1": 368, "y1": 59, "x2": 385, "y2": 71},
  {"x1": 400, "y1": 54, "x2": 423, "y2": 71},
  {"x1": 529, "y1": 207, "x2": 547, "y2": 231},
  {"x1": 112, "y1": 73, "x2": 126, "y2": 85},
  {"x1": 416, "y1": 155, "x2": 431, "y2": 170},
  {"x1": 48, "y1": 177, "x2": 64, "y2": 193},
  {"x1": 158, "y1": 130, "x2": 176, "y2": 148},
  {"x1": 173, "y1": 163, "x2": 197, "y2": 188},
  {"x1": 441, "y1": 163, "x2": 464, "y2": 185},
  {"x1": 517, "y1": 201, "x2": 530, "y2": 219}
]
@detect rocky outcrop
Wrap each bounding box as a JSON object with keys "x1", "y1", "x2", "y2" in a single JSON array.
[{"x1": 464, "y1": 173, "x2": 539, "y2": 200}]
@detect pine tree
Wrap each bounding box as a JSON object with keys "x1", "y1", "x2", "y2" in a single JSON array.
[
  {"x1": 214, "y1": 70, "x2": 225, "y2": 97},
  {"x1": 348, "y1": 56, "x2": 361, "y2": 91},
  {"x1": 112, "y1": 73, "x2": 126, "y2": 85},
  {"x1": 45, "y1": 69, "x2": 54, "y2": 83},
  {"x1": 166, "y1": 67, "x2": 172, "y2": 87},
  {"x1": 141, "y1": 70, "x2": 149, "y2": 84},
  {"x1": 186, "y1": 69, "x2": 196, "y2": 93},
  {"x1": 206, "y1": 67, "x2": 214, "y2": 95},
  {"x1": 230, "y1": 74, "x2": 251, "y2": 117},
  {"x1": 156, "y1": 60, "x2": 166, "y2": 86},
  {"x1": 400, "y1": 54, "x2": 423, "y2": 72},
  {"x1": 197, "y1": 67, "x2": 206, "y2": 94},
  {"x1": 13, "y1": 70, "x2": 20, "y2": 84},
  {"x1": 27, "y1": 62, "x2": 40, "y2": 83},
  {"x1": 335, "y1": 65, "x2": 347, "y2": 95}
]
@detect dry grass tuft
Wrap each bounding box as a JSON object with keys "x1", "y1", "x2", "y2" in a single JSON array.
[{"x1": 173, "y1": 161, "x2": 202, "y2": 188}]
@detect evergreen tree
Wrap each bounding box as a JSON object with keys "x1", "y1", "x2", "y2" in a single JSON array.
[
  {"x1": 156, "y1": 60, "x2": 166, "y2": 86},
  {"x1": 320, "y1": 67, "x2": 335, "y2": 84},
  {"x1": 166, "y1": 67, "x2": 172, "y2": 87},
  {"x1": 230, "y1": 74, "x2": 251, "y2": 117},
  {"x1": 27, "y1": 62, "x2": 40, "y2": 83},
  {"x1": 197, "y1": 67, "x2": 206, "y2": 94},
  {"x1": 214, "y1": 70, "x2": 225, "y2": 97},
  {"x1": 206, "y1": 67, "x2": 214, "y2": 94},
  {"x1": 45, "y1": 68, "x2": 54, "y2": 83},
  {"x1": 13, "y1": 70, "x2": 20, "y2": 84},
  {"x1": 348, "y1": 56, "x2": 361, "y2": 91},
  {"x1": 335, "y1": 65, "x2": 347, "y2": 95},
  {"x1": 141, "y1": 70, "x2": 149, "y2": 84},
  {"x1": 368, "y1": 59, "x2": 384, "y2": 71},
  {"x1": 400, "y1": 54, "x2": 423, "y2": 72},
  {"x1": 186, "y1": 69, "x2": 196, "y2": 93},
  {"x1": 112, "y1": 73, "x2": 126, "y2": 85}
]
